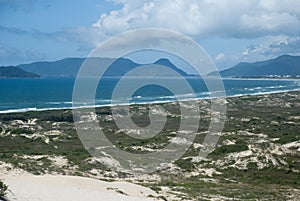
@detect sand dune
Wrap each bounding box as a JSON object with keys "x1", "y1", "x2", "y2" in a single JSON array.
[{"x1": 3, "y1": 175, "x2": 159, "y2": 201}]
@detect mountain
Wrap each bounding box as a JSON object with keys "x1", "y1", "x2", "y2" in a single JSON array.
[
  {"x1": 0, "y1": 66, "x2": 40, "y2": 78},
  {"x1": 17, "y1": 57, "x2": 189, "y2": 77},
  {"x1": 154, "y1": 58, "x2": 189, "y2": 76},
  {"x1": 208, "y1": 55, "x2": 300, "y2": 78},
  {"x1": 18, "y1": 58, "x2": 86, "y2": 77}
]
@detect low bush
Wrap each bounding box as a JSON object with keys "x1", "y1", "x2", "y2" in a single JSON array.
[
  {"x1": 210, "y1": 140, "x2": 248, "y2": 156},
  {"x1": 0, "y1": 180, "x2": 8, "y2": 197}
]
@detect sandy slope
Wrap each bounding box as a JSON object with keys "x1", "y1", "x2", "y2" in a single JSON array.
[{"x1": 2, "y1": 175, "x2": 159, "y2": 201}]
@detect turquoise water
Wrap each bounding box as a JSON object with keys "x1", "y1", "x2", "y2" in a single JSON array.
[{"x1": 0, "y1": 77, "x2": 299, "y2": 113}]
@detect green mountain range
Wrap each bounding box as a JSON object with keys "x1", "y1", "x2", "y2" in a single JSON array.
[
  {"x1": 1, "y1": 55, "x2": 299, "y2": 78},
  {"x1": 208, "y1": 55, "x2": 300, "y2": 78},
  {"x1": 17, "y1": 57, "x2": 189, "y2": 77}
]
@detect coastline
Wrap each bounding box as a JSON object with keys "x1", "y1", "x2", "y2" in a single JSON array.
[
  {"x1": 221, "y1": 77, "x2": 300, "y2": 81},
  {"x1": 1, "y1": 88, "x2": 300, "y2": 114}
]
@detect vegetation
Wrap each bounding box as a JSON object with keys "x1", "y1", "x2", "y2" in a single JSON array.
[
  {"x1": 11, "y1": 128, "x2": 34, "y2": 135},
  {"x1": 0, "y1": 180, "x2": 8, "y2": 197},
  {"x1": 210, "y1": 140, "x2": 248, "y2": 156},
  {"x1": 0, "y1": 91, "x2": 300, "y2": 200}
]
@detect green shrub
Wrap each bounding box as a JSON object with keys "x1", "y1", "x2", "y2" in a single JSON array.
[
  {"x1": 0, "y1": 180, "x2": 8, "y2": 197},
  {"x1": 175, "y1": 158, "x2": 195, "y2": 171},
  {"x1": 275, "y1": 134, "x2": 299, "y2": 144},
  {"x1": 11, "y1": 128, "x2": 33, "y2": 135},
  {"x1": 210, "y1": 140, "x2": 248, "y2": 156}
]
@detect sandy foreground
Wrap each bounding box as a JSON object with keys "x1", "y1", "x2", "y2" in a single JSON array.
[{"x1": 2, "y1": 174, "x2": 159, "y2": 201}]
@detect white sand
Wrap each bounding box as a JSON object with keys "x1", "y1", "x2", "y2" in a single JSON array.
[{"x1": 3, "y1": 175, "x2": 159, "y2": 201}]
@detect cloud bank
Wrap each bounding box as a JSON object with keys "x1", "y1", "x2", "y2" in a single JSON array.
[
  {"x1": 87, "y1": 0, "x2": 300, "y2": 66},
  {"x1": 242, "y1": 35, "x2": 300, "y2": 60},
  {"x1": 93, "y1": 0, "x2": 300, "y2": 39}
]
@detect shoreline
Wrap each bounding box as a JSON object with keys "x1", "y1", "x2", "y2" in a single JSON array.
[
  {"x1": 221, "y1": 77, "x2": 300, "y2": 81},
  {"x1": 1, "y1": 88, "x2": 300, "y2": 114}
]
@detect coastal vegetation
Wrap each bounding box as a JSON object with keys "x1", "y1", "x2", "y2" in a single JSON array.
[
  {"x1": 0, "y1": 91, "x2": 299, "y2": 200},
  {"x1": 0, "y1": 180, "x2": 8, "y2": 197}
]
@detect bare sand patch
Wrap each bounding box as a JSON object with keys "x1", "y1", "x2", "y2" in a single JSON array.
[{"x1": 3, "y1": 175, "x2": 160, "y2": 201}]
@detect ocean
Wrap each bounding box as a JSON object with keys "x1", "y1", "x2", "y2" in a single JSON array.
[{"x1": 1, "y1": 77, "x2": 300, "y2": 113}]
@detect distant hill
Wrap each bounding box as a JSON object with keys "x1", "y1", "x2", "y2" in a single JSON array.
[
  {"x1": 154, "y1": 58, "x2": 189, "y2": 76},
  {"x1": 0, "y1": 66, "x2": 40, "y2": 78},
  {"x1": 17, "y1": 57, "x2": 189, "y2": 77},
  {"x1": 18, "y1": 58, "x2": 86, "y2": 77},
  {"x1": 208, "y1": 55, "x2": 300, "y2": 78}
]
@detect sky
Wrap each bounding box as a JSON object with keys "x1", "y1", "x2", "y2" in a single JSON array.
[{"x1": 1, "y1": 0, "x2": 300, "y2": 69}]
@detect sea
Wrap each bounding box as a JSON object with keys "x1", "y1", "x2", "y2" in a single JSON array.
[{"x1": 1, "y1": 77, "x2": 300, "y2": 113}]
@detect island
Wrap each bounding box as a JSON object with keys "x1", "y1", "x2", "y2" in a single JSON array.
[{"x1": 0, "y1": 66, "x2": 40, "y2": 78}]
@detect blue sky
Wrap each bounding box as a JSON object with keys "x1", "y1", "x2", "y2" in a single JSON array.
[{"x1": 1, "y1": 0, "x2": 300, "y2": 69}]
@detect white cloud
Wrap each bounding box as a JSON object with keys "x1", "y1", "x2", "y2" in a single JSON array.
[
  {"x1": 83, "y1": 0, "x2": 300, "y2": 68},
  {"x1": 92, "y1": 0, "x2": 300, "y2": 38},
  {"x1": 214, "y1": 53, "x2": 225, "y2": 62},
  {"x1": 241, "y1": 35, "x2": 300, "y2": 62}
]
